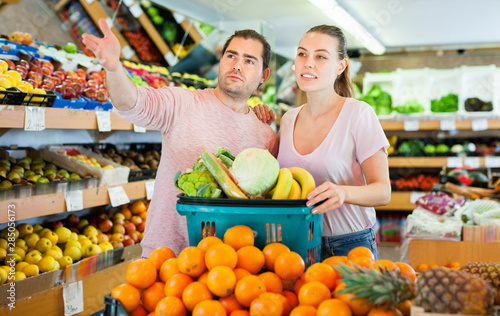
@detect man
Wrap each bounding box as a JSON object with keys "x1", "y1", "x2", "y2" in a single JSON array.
[{"x1": 82, "y1": 19, "x2": 277, "y2": 256}]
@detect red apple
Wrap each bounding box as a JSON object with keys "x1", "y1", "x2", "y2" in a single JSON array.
[
  {"x1": 98, "y1": 219, "x2": 113, "y2": 233},
  {"x1": 70, "y1": 227, "x2": 79, "y2": 233},
  {"x1": 62, "y1": 86, "x2": 77, "y2": 100},
  {"x1": 53, "y1": 70, "x2": 65, "y2": 82},
  {"x1": 31, "y1": 58, "x2": 42, "y2": 67},
  {"x1": 83, "y1": 87, "x2": 97, "y2": 99},
  {"x1": 41, "y1": 66, "x2": 53, "y2": 76},
  {"x1": 4, "y1": 60, "x2": 15, "y2": 70},
  {"x1": 42, "y1": 61, "x2": 54, "y2": 70},
  {"x1": 76, "y1": 69, "x2": 86, "y2": 81},
  {"x1": 123, "y1": 238, "x2": 134, "y2": 247},
  {"x1": 27, "y1": 79, "x2": 39, "y2": 88},
  {"x1": 30, "y1": 66, "x2": 43, "y2": 74},
  {"x1": 96, "y1": 89, "x2": 107, "y2": 102},
  {"x1": 136, "y1": 222, "x2": 146, "y2": 233},
  {"x1": 90, "y1": 71, "x2": 102, "y2": 83},
  {"x1": 86, "y1": 79, "x2": 99, "y2": 89},
  {"x1": 28, "y1": 71, "x2": 42, "y2": 80},
  {"x1": 17, "y1": 60, "x2": 30, "y2": 69},
  {"x1": 52, "y1": 221, "x2": 64, "y2": 229},
  {"x1": 15, "y1": 68, "x2": 27, "y2": 80},
  {"x1": 66, "y1": 71, "x2": 78, "y2": 79},
  {"x1": 128, "y1": 231, "x2": 139, "y2": 243},
  {"x1": 67, "y1": 214, "x2": 80, "y2": 227},
  {"x1": 50, "y1": 75, "x2": 62, "y2": 86},
  {"x1": 124, "y1": 222, "x2": 136, "y2": 235}
]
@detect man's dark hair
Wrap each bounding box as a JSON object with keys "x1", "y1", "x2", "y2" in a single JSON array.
[{"x1": 221, "y1": 30, "x2": 271, "y2": 71}]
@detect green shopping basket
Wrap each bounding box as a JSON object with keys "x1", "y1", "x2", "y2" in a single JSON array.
[{"x1": 176, "y1": 195, "x2": 323, "y2": 267}]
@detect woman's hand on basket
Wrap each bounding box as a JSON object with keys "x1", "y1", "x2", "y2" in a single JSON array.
[{"x1": 307, "y1": 182, "x2": 346, "y2": 214}]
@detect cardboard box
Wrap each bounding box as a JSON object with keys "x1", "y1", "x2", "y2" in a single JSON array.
[
  {"x1": 41, "y1": 145, "x2": 129, "y2": 187},
  {"x1": 411, "y1": 305, "x2": 500, "y2": 316}
]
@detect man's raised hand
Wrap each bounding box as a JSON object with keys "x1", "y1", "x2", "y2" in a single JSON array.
[{"x1": 81, "y1": 18, "x2": 121, "y2": 71}]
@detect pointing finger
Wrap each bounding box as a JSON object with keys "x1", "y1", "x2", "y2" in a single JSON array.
[{"x1": 98, "y1": 18, "x2": 113, "y2": 38}]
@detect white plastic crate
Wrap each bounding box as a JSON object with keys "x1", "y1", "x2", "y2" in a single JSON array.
[
  {"x1": 460, "y1": 65, "x2": 496, "y2": 118},
  {"x1": 427, "y1": 68, "x2": 462, "y2": 118},
  {"x1": 362, "y1": 72, "x2": 396, "y2": 120},
  {"x1": 394, "y1": 68, "x2": 430, "y2": 119}
]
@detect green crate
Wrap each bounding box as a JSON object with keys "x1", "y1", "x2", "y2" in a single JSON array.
[{"x1": 176, "y1": 195, "x2": 323, "y2": 267}]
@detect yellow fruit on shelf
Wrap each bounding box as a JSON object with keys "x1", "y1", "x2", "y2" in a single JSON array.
[
  {"x1": 0, "y1": 60, "x2": 8, "y2": 72},
  {"x1": 30, "y1": 88, "x2": 47, "y2": 102},
  {"x1": 0, "y1": 74, "x2": 16, "y2": 87},
  {"x1": 4, "y1": 70, "x2": 22, "y2": 86},
  {"x1": 0, "y1": 77, "x2": 12, "y2": 89}
]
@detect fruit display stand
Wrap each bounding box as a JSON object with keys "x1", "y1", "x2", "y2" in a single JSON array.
[
  {"x1": 408, "y1": 240, "x2": 500, "y2": 267},
  {"x1": 410, "y1": 305, "x2": 500, "y2": 316}
]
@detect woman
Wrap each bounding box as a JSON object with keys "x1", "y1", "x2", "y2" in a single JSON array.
[{"x1": 255, "y1": 25, "x2": 391, "y2": 260}]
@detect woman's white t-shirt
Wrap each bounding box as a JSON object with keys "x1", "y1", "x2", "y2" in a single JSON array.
[{"x1": 277, "y1": 98, "x2": 389, "y2": 236}]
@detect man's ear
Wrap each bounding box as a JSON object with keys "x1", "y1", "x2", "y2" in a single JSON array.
[{"x1": 260, "y1": 68, "x2": 270, "y2": 84}]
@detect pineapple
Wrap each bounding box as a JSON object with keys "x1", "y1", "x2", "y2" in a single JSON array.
[
  {"x1": 461, "y1": 262, "x2": 500, "y2": 305},
  {"x1": 336, "y1": 264, "x2": 495, "y2": 315}
]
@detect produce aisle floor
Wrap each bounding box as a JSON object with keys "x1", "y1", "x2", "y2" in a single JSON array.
[{"x1": 378, "y1": 244, "x2": 402, "y2": 262}]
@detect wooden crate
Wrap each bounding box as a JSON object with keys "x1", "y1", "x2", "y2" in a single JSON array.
[
  {"x1": 411, "y1": 305, "x2": 500, "y2": 316},
  {"x1": 409, "y1": 240, "x2": 500, "y2": 267}
]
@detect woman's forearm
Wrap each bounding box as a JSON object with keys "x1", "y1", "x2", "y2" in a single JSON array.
[
  {"x1": 106, "y1": 64, "x2": 138, "y2": 111},
  {"x1": 341, "y1": 182, "x2": 392, "y2": 207}
]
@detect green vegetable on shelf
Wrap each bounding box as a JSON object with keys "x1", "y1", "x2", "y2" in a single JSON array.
[
  {"x1": 162, "y1": 22, "x2": 177, "y2": 43},
  {"x1": 424, "y1": 144, "x2": 436, "y2": 155},
  {"x1": 394, "y1": 99, "x2": 425, "y2": 114},
  {"x1": 436, "y1": 144, "x2": 450, "y2": 154},
  {"x1": 431, "y1": 93, "x2": 459, "y2": 113},
  {"x1": 397, "y1": 139, "x2": 425, "y2": 156},
  {"x1": 359, "y1": 85, "x2": 393, "y2": 116}
]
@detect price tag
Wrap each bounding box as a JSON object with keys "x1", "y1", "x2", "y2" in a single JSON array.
[
  {"x1": 472, "y1": 119, "x2": 488, "y2": 131},
  {"x1": 145, "y1": 180, "x2": 155, "y2": 200},
  {"x1": 164, "y1": 52, "x2": 177, "y2": 66},
  {"x1": 105, "y1": 17, "x2": 113, "y2": 29},
  {"x1": 403, "y1": 120, "x2": 419, "y2": 131},
  {"x1": 447, "y1": 157, "x2": 463, "y2": 168},
  {"x1": 95, "y1": 110, "x2": 111, "y2": 132},
  {"x1": 121, "y1": 45, "x2": 135, "y2": 59},
  {"x1": 85, "y1": 0, "x2": 94, "y2": 4},
  {"x1": 129, "y1": 3, "x2": 143, "y2": 18},
  {"x1": 172, "y1": 12, "x2": 185, "y2": 24},
  {"x1": 485, "y1": 156, "x2": 500, "y2": 168},
  {"x1": 108, "y1": 186, "x2": 130, "y2": 207},
  {"x1": 24, "y1": 107, "x2": 45, "y2": 131},
  {"x1": 63, "y1": 281, "x2": 84, "y2": 316},
  {"x1": 133, "y1": 124, "x2": 146, "y2": 133},
  {"x1": 65, "y1": 190, "x2": 83, "y2": 212},
  {"x1": 440, "y1": 119, "x2": 456, "y2": 131},
  {"x1": 410, "y1": 191, "x2": 426, "y2": 204},
  {"x1": 123, "y1": 0, "x2": 134, "y2": 6},
  {"x1": 464, "y1": 157, "x2": 481, "y2": 168}
]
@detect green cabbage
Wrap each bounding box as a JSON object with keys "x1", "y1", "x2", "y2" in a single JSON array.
[{"x1": 231, "y1": 148, "x2": 279, "y2": 198}]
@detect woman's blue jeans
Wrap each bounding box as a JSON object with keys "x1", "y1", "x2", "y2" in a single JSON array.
[{"x1": 321, "y1": 228, "x2": 378, "y2": 261}]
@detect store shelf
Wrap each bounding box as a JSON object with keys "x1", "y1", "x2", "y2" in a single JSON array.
[
  {"x1": 381, "y1": 118, "x2": 500, "y2": 131},
  {"x1": 0, "y1": 180, "x2": 153, "y2": 223},
  {"x1": 0, "y1": 259, "x2": 131, "y2": 316},
  {"x1": 0, "y1": 105, "x2": 155, "y2": 130},
  {"x1": 78, "y1": 0, "x2": 139, "y2": 61},
  {"x1": 136, "y1": 12, "x2": 173, "y2": 59},
  {"x1": 375, "y1": 191, "x2": 423, "y2": 211}
]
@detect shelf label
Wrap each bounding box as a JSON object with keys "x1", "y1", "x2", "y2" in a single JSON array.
[
  {"x1": 133, "y1": 124, "x2": 146, "y2": 133},
  {"x1": 472, "y1": 119, "x2": 488, "y2": 131},
  {"x1": 65, "y1": 190, "x2": 84, "y2": 212},
  {"x1": 447, "y1": 156, "x2": 463, "y2": 168},
  {"x1": 440, "y1": 119, "x2": 456, "y2": 131},
  {"x1": 123, "y1": 0, "x2": 134, "y2": 6},
  {"x1": 129, "y1": 3, "x2": 143, "y2": 18},
  {"x1": 105, "y1": 17, "x2": 113, "y2": 29},
  {"x1": 172, "y1": 12, "x2": 185, "y2": 24},
  {"x1": 164, "y1": 52, "x2": 177, "y2": 66},
  {"x1": 121, "y1": 45, "x2": 135, "y2": 60},
  {"x1": 63, "y1": 281, "x2": 84, "y2": 316},
  {"x1": 464, "y1": 157, "x2": 481, "y2": 169},
  {"x1": 146, "y1": 180, "x2": 155, "y2": 200},
  {"x1": 24, "y1": 107, "x2": 46, "y2": 131},
  {"x1": 485, "y1": 156, "x2": 500, "y2": 168},
  {"x1": 403, "y1": 120, "x2": 419, "y2": 131},
  {"x1": 95, "y1": 110, "x2": 111, "y2": 132},
  {"x1": 85, "y1": 0, "x2": 94, "y2": 4},
  {"x1": 108, "y1": 186, "x2": 130, "y2": 207},
  {"x1": 410, "y1": 191, "x2": 426, "y2": 204}
]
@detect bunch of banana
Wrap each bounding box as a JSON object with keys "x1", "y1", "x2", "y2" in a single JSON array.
[{"x1": 268, "y1": 167, "x2": 316, "y2": 199}]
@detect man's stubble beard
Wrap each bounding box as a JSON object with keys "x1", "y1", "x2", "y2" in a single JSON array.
[{"x1": 219, "y1": 75, "x2": 258, "y2": 102}]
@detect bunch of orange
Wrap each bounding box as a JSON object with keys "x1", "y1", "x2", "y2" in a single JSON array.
[
  {"x1": 111, "y1": 226, "x2": 417, "y2": 316},
  {"x1": 415, "y1": 261, "x2": 460, "y2": 273}
]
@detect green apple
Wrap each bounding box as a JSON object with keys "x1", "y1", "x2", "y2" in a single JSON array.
[
  {"x1": 58, "y1": 256, "x2": 73, "y2": 269},
  {"x1": 35, "y1": 238, "x2": 52, "y2": 253},
  {"x1": 64, "y1": 42, "x2": 77, "y2": 54},
  {"x1": 64, "y1": 246, "x2": 82, "y2": 262}
]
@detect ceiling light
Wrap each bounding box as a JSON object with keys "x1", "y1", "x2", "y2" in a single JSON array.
[{"x1": 309, "y1": 0, "x2": 386, "y2": 55}]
